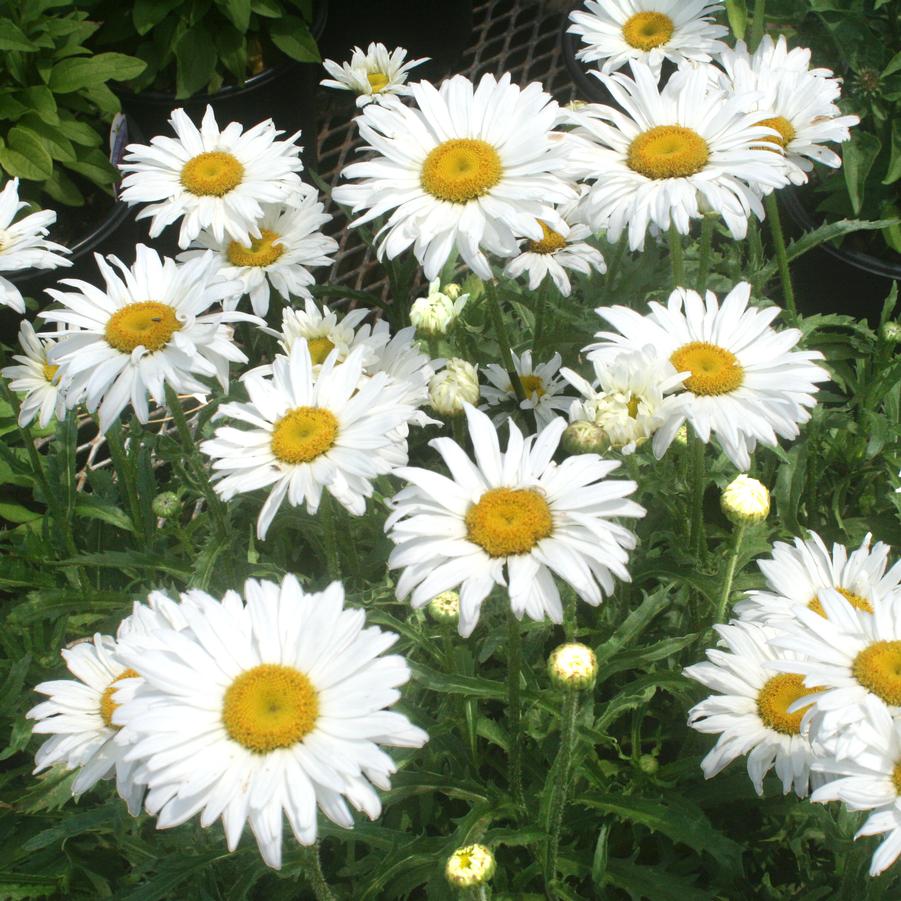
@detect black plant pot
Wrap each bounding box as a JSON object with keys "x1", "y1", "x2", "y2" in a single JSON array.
[
  {"x1": 779, "y1": 187, "x2": 901, "y2": 326},
  {"x1": 319, "y1": 0, "x2": 473, "y2": 82},
  {"x1": 560, "y1": 13, "x2": 614, "y2": 105},
  {"x1": 115, "y1": 2, "x2": 329, "y2": 171}
]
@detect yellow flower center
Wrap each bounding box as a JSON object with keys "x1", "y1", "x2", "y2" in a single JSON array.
[
  {"x1": 99, "y1": 668, "x2": 139, "y2": 729},
  {"x1": 180, "y1": 151, "x2": 245, "y2": 197},
  {"x1": 622, "y1": 11, "x2": 674, "y2": 50},
  {"x1": 270, "y1": 406, "x2": 338, "y2": 464},
  {"x1": 670, "y1": 341, "x2": 744, "y2": 396},
  {"x1": 421, "y1": 139, "x2": 503, "y2": 204},
  {"x1": 527, "y1": 222, "x2": 568, "y2": 255},
  {"x1": 104, "y1": 302, "x2": 181, "y2": 354},
  {"x1": 852, "y1": 641, "x2": 901, "y2": 706},
  {"x1": 893, "y1": 761, "x2": 901, "y2": 795},
  {"x1": 626, "y1": 395, "x2": 640, "y2": 418},
  {"x1": 756, "y1": 673, "x2": 819, "y2": 735},
  {"x1": 757, "y1": 115, "x2": 796, "y2": 150},
  {"x1": 807, "y1": 586, "x2": 873, "y2": 618},
  {"x1": 518, "y1": 374, "x2": 545, "y2": 398},
  {"x1": 307, "y1": 336, "x2": 336, "y2": 366},
  {"x1": 465, "y1": 487, "x2": 553, "y2": 558},
  {"x1": 42, "y1": 362, "x2": 59, "y2": 383},
  {"x1": 628, "y1": 125, "x2": 710, "y2": 180},
  {"x1": 367, "y1": 71, "x2": 390, "y2": 92},
  {"x1": 222, "y1": 663, "x2": 318, "y2": 753},
  {"x1": 226, "y1": 229, "x2": 285, "y2": 268}
]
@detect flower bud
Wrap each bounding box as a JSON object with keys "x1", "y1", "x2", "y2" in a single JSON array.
[
  {"x1": 638, "y1": 753, "x2": 659, "y2": 775},
  {"x1": 561, "y1": 420, "x2": 608, "y2": 455},
  {"x1": 428, "y1": 359, "x2": 479, "y2": 416},
  {"x1": 410, "y1": 279, "x2": 467, "y2": 336},
  {"x1": 721, "y1": 475, "x2": 770, "y2": 526},
  {"x1": 428, "y1": 590, "x2": 460, "y2": 625},
  {"x1": 445, "y1": 843, "x2": 495, "y2": 888},
  {"x1": 443, "y1": 282, "x2": 463, "y2": 300},
  {"x1": 548, "y1": 642, "x2": 598, "y2": 690},
  {"x1": 674, "y1": 423, "x2": 689, "y2": 446},
  {"x1": 882, "y1": 321, "x2": 901, "y2": 344},
  {"x1": 152, "y1": 491, "x2": 182, "y2": 519}
]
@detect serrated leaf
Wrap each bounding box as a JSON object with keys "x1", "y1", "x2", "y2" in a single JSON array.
[
  {"x1": 842, "y1": 131, "x2": 881, "y2": 214},
  {"x1": 8, "y1": 588, "x2": 131, "y2": 624},
  {"x1": 0, "y1": 501, "x2": 42, "y2": 524},
  {"x1": 120, "y1": 850, "x2": 232, "y2": 901},
  {"x1": 604, "y1": 857, "x2": 714, "y2": 900},
  {"x1": 74, "y1": 495, "x2": 134, "y2": 531},
  {"x1": 594, "y1": 588, "x2": 669, "y2": 660}
]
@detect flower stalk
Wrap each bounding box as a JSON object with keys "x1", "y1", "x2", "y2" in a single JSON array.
[
  {"x1": 696, "y1": 215, "x2": 716, "y2": 291},
  {"x1": 506, "y1": 607, "x2": 525, "y2": 808},
  {"x1": 486, "y1": 281, "x2": 527, "y2": 403},
  {"x1": 544, "y1": 686, "x2": 579, "y2": 891},
  {"x1": 764, "y1": 193, "x2": 796, "y2": 315},
  {"x1": 302, "y1": 842, "x2": 337, "y2": 901},
  {"x1": 668, "y1": 223, "x2": 685, "y2": 289},
  {"x1": 716, "y1": 524, "x2": 746, "y2": 624}
]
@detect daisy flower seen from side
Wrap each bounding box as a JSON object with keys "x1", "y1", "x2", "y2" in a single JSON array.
[
  {"x1": 115, "y1": 575, "x2": 428, "y2": 869},
  {"x1": 684, "y1": 621, "x2": 821, "y2": 798},
  {"x1": 568, "y1": 62, "x2": 790, "y2": 250},
  {"x1": 0, "y1": 178, "x2": 70, "y2": 313},
  {"x1": 179, "y1": 191, "x2": 338, "y2": 317},
  {"x1": 568, "y1": 0, "x2": 728, "y2": 79},
  {"x1": 585, "y1": 283, "x2": 830, "y2": 471},
  {"x1": 201, "y1": 342, "x2": 415, "y2": 540},
  {"x1": 120, "y1": 106, "x2": 305, "y2": 249},
  {"x1": 481, "y1": 350, "x2": 575, "y2": 429},
  {"x1": 734, "y1": 532, "x2": 900, "y2": 626},
  {"x1": 332, "y1": 73, "x2": 577, "y2": 280},
  {"x1": 321, "y1": 42, "x2": 428, "y2": 107},
  {"x1": 1, "y1": 321, "x2": 68, "y2": 428},
  {"x1": 40, "y1": 245, "x2": 250, "y2": 434},
  {"x1": 386, "y1": 404, "x2": 645, "y2": 636}
]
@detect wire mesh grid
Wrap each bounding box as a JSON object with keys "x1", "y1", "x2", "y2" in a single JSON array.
[{"x1": 314, "y1": 0, "x2": 578, "y2": 303}]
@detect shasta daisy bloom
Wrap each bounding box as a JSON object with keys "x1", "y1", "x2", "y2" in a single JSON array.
[
  {"x1": 0, "y1": 178, "x2": 70, "y2": 313},
  {"x1": 40, "y1": 245, "x2": 249, "y2": 434},
  {"x1": 810, "y1": 704, "x2": 901, "y2": 876},
  {"x1": 735, "y1": 532, "x2": 900, "y2": 626},
  {"x1": 114, "y1": 575, "x2": 428, "y2": 869},
  {"x1": 1, "y1": 321, "x2": 68, "y2": 428},
  {"x1": 386, "y1": 404, "x2": 644, "y2": 637},
  {"x1": 481, "y1": 350, "x2": 575, "y2": 429},
  {"x1": 562, "y1": 346, "x2": 686, "y2": 454},
  {"x1": 716, "y1": 37, "x2": 859, "y2": 181},
  {"x1": 321, "y1": 42, "x2": 428, "y2": 107},
  {"x1": 684, "y1": 621, "x2": 821, "y2": 798},
  {"x1": 585, "y1": 283, "x2": 830, "y2": 471},
  {"x1": 769, "y1": 589, "x2": 901, "y2": 759},
  {"x1": 179, "y1": 192, "x2": 338, "y2": 317},
  {"x1": 201, "y1": 342, "x2": 415, "y2": 540},
  {"x1": 120, "y1": 106, "x2": 305, "y2": 249},
  {"x1": 568, "y1": 62, "x2": 790, "y2": 250},
  {"x1": 332, "y1": 73, "x2": 577, "y2": 280},
  {"x1": 568, "y1": 0, "x2": 728, "y2": 79}
]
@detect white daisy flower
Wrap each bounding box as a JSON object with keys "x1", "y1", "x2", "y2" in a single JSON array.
[
  {"x1": 120, "y1": 106, "x2": 305, "y2": 249},
  {"x1": 115, "y1": 574, "x2": 428, "y2": 869},
  {"x1": 179, "y1": 192, "x2": 338, "y2": 317},
  {"x1": 770, "y1": 588, "x2": 901, "y2": 760},
  {"x1": 481, "y1": 350, "x2": 575, "y2": 430},
  {"x1": 568, "y1": 0, "x2": 728, "y2": 79},
  {"x1": 567, "y1": 62, "x2": 790, "y2": 250},
  {"x1": 386, "y1": 404, "x2": 645, "y2": 637},
  {"x1": 40, "y1": 245, "x2": 250, "y2": 434},
  {"x1": 321, "y1": 42, "x2": 428, "y2": 107},
  {"x1": 1, "y1": 321, "x2": 68, "y2": 428},
  {"x1": 585, "y1": 283, "x2": 830, "y2": 471},
  {"x1": 684, "y1": 620, "x2": 821, "y2": 798},
  {"x1": 201, "y1": 342, "x2": 416, "y2": 540},
  {"x1": 332, "y1": 73, "x2": 577, "y2": 280},
  {"x1": 811, "y1": 703, "x2": 901, "y2": 876},
  {"x1": 0, "y1": 178, "x2": 70, "y2": 313},
  {"x1": 716, "y1": 37, "x2": 859, "y2": 182},
  {"x1": 561, "y1": 346, "x2": 686, "y2": 454},
  {"x1": 735, "y1": 532, "x2": 900, "y2": 626}
]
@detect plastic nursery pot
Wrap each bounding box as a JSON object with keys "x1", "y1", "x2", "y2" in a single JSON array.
[
  {"x1": 318, "y1": 0, "x2": 473, "y2": 81},
  {"x1": 779, "y1": 186, "x2": 901, "y2": 327},
  {"x1": 115, "y1": 1, "x2": 329, "y2": 172}
]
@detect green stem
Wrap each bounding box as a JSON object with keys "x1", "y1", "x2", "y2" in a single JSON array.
[
  {"x1": 301, "y1": 842, "x2": 337, "y2": 901},
  {"x1": 485, "y1": 282, "x2": 526, "y2": 404},
  {"x1": 748, "y1": 219, "x2": 764, "y2": 298},
  {"x1": 603, "y1": 232, "x2": 628, "y2": 298},
  {"x1": 750, "y1": 0, "x2": 766, "y2": 49},
  {"x1": 533, "y1": 281, "x2": 547, "y2": 351},
  {"x1": 451, "y1": 414, "x2": 467, "y2": 448},
  {"x1": 320, "y1": 492, "x2": 342, "y2": 581},
  {"x1": 545, "y1": 688, "x2": 579, "y2": 893},
  {"x1": 764, "y1": 193, "x2": 796, "y2": 315},
  {"x1": 696, "y1": 215, "x2": 715, "y2": 291},
  {"x1": 667, "y1": 223, "x2": 685, "y2": 290},
  {"x1": 106, "y1": 420, "x2": 145, "y2": 542},
  {"x1": 506, "y1": 607, "x2": 525, "y2": 809},
  {"x1": 689, "y1": 434, "x2": 706, "y2": 562},
  {"x1": 715, "y1": 525, "x2": 746, "y2": 624}
]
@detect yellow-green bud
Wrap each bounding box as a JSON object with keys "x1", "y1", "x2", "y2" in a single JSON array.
[
  {"x1": 561, "y1": 420, "x2": 608, "y2": 455},
  {"x1": 548, "y1": 642, "x2": 598, "y2": 690},
  {"x1": 638, "y1": 753, "x2": 659, "y2": 775},
  {"x1": 152, "y1": 491, "x2": 181, "y2": 519},
  {"x1": 428, "y1": 359, "x2": 479, "y2": 416},
  {"x1": 721, "y1": 475, "x2": 770, "y2": 526},
  {"x1": 674, "y1": 424, "x2": 689, "y2": 447},
  {"x1": 445, "y1": 844, "x2": 495, "y2": 888},
  {"x1": 428, "y1": 591, "x2": 460, "y2": 624},
  {"x1": 410, "y1": 279, "x2": 468, "y2": 336},
  {"x1": 443, "y1": 282, "x2": 463, "y2": 301},
  {"x1": 882, "y1": 321, "x2": 901, "y2": 343}
]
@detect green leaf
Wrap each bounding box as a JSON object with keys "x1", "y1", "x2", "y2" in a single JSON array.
[
  {"x1": 49, "y1": 52, "x2": 147, "y2": 93},
  {"x1": 132, "y1": 0, "x2": 184, "y2": 35},
  {"x1": 842, "y1": 131, "x2": 881, "y2": 214},
  {"x1": 0, "y1": 20, "x2": 38, "y2": 52},
  {"x1": 55, "y1": 116, "x2": 102, "y2": 147},
  {"x1": 604, "y1": 858, "x2": 714, "y2": 901},
  {"x1": 174, "y1": 25, "x2": 217, "y2": 98},
  {"x1": 21, "y1": 804, "x2": 121, "y2": 853},
  {"x1": 251, "y1": 0, "x2": 283, "y2": 16},
  {"x1": 15, "y1": 87, "x2": 57, "y2": 125},
  {"x1": 0, "y1": 501, "x2": 42, "y2": 524},
  {"x1": 594, "y1": 588, "x2": 669, "y2": 661},
  {"x1": 0, "y1": 92, "x2": 29, "y2": 121},
  {"x1": 42, "y1": 167, "x2": 83, "y2": 206},
  {"x1": 724, "y1": 0, "x2": 747, "y2": 40},
  {"x1": 120, "y1": 851, "x2": 234, "y2": 901},
  {"x1": 15, "y1": 118, "x2": 74, "y2": 163},
  {"x1": 74, "y1": 495, "x2": 134, "y2": 531},
  {"x1": 8, "y1": 589, "x2": 131, "y2": 624},
  {"x1": 215, "y1": 0, "x2": 252, "y2": 33},
  {"x1": 62, "y1": 147, "x2": 117, "y2": 187},
  {"x1": 0, "y1": 127, "x2": 53, "y2": 180},
  {"x1": 269, "y1": 14, "x2": 320, "y2": 62},
  {"x1": 883, "y1": 118, "x2": 901, "y2": 185},
  {"x1": 0, "y1": 874, "x2": 59, "y2": 900}
]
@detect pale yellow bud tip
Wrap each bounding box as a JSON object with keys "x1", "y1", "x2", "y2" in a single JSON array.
[
  {"x1": 548, "y1": 642, "x2": 598, "y2": 690},
  {"x1": 721, "y1": 474, "x2": 770, "y2": 525},
  {"x1": 445, "y1": 843, "x2": 496, "y2": 887},
  {"x1": 428, "y1": 590, "x2": 460, "y2": 624}
]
